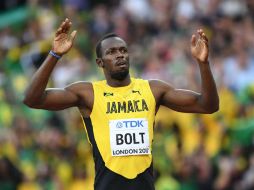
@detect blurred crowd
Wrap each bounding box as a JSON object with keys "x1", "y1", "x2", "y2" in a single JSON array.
[{"x1": 1, "y1": 0, "x2": 254, "y2": 189}]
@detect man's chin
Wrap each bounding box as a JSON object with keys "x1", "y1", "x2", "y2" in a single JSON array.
[{"x1": 111, "y1": 70, "x2": 129, "y2": 81}]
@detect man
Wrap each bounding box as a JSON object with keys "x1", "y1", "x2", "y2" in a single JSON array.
[{"x1": 23, "y1": 18, "x2": 219, "y2": 190}]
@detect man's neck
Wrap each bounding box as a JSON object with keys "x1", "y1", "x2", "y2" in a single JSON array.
[{"x1": 106, "y1": 75, "x2": 131, "y2": 87}]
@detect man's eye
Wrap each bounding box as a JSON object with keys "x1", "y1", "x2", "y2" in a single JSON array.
[
  {"x1": 108, "y1": 50, "x2": 114, "y2": 54},
  {"x1": 121, "y1": 49, "x2": 127, "y2": 53}
]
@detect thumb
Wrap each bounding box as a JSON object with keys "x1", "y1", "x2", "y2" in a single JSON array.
[
  {"x1": 70, "y1": 30, "x2": 77, "y2": 42},
  {"x1": 191, "y1": 34, "x2": 196, "y2": 47}
]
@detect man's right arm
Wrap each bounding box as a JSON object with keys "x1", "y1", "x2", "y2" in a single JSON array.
[
  {"x1": 23, "y1": 18, "x2": 85, "y2": 111},
  {"x1": 23, "y1": 55, "x2": 92, "y2": 111}
]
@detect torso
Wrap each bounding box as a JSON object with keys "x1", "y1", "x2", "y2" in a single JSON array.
[{"x1": 80, "y1": 78, "x2": 157, "y2": 190}]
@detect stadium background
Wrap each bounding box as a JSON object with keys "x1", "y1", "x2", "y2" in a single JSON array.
[{"x1": 0, "y1": 0, "x2": 254, "y2": 189}]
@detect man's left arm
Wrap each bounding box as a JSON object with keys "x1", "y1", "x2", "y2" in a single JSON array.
[{"x1": 150, "y1": 29, "x2": 219, "y2": 114}]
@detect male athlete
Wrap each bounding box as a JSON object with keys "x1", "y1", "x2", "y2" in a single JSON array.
[{"x1": 23, "y1": 18, "x2": 219, "y2": 190}]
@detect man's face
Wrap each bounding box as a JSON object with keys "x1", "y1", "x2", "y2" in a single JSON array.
[{"x1": 100, "y1": 37, "x2": 129, "y2": 80}]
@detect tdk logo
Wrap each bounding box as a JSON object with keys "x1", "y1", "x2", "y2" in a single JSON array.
[
  {"x1": 116, "y1": 120, "x2": 144, "y2": 128},
  {"x1": 116, "y1": 122, "x2": 123, "y2": 128}
]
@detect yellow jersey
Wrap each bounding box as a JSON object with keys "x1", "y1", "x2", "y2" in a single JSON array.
[{"x1": 82, "y1": 78, "x2": 156, "y2": 190}]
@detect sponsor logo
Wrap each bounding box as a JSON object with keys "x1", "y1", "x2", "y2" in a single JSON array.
[
  {"x1": 132, "y1": 90, "x2": 141, "y2": 95},
  {"x1": 115, "y1": 120, "x2": 144, "y2": 128},
  {"x1": 104, "y1": 92, "x2": 113, "y2": 96},
  {"x1": 116, "y1": 122, "x2": 123, "y2": 128}
]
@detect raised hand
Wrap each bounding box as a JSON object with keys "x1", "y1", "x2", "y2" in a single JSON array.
[
  {"x1": 191, "y1": 29, "x2": 209, "y2": 64},
  {"x1": 52, "y1": 18, "x2": 77, "y2": 55}
]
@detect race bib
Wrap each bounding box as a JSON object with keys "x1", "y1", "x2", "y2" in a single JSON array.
[{"x1": 109, "y1": 118, "x2": 151, "y2": 156}]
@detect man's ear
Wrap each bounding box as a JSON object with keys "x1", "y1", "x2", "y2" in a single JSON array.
[{"x1": 96, "y1": 58, "x2": 104, "y2": 68}]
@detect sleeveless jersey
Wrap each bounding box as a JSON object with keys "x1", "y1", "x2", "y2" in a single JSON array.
[{"x1": 82, "y1": 78, "x2": 156, "y2": 190}]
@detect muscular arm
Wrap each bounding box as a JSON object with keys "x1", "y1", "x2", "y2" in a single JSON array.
[
  {"x1": 150, "y1": 29, "x2": 219, "y2": 114},
  {"x1": 23, "y1": 18, "x2": 92, "y2": 111},
  {"x1": 150, "y1": 62, "x2": 219, "y2": 113},
  {"x1": 22, "y1": 54, "x2": 78, "y2": 110},
  {"x1": 23, "y1": 65, "x2": 92, "y2": 111}
]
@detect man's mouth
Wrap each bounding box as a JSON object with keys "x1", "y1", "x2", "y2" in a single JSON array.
[{"x1": 116, "y1": 60, "x2": 128, "y2": 67}]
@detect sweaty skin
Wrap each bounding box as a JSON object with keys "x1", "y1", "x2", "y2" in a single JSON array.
[{"x1": 23, "y1": 18, "x2": 219, "y2": 118}]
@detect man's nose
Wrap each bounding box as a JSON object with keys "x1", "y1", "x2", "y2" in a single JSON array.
[{"x1": 116, "y1": 51, "x2": 124, "y2": 59}]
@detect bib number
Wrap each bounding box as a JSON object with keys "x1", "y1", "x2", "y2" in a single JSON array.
[{"x1": 109, "y1": 118, "x2": 151, "y2": 156}]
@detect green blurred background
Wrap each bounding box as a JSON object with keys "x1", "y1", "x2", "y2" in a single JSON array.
[{"x1": 1, "y1": 0, "x2": 254, "y2": 190}]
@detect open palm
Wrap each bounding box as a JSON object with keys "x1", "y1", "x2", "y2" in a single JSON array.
[
  {"x1": 191, "y1": 29, "x2": 209, "y2": 64},
  {"x1": 52, "y1": 18, "x2": 77, "y2": 55}
]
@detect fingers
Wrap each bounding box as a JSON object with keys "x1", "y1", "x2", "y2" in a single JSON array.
[
  {"x1": 191, "y1": 34, "x2": 196, "y2": 46},
  {"x1": 63, "y1": 18, "x2": 72, "y2": 33},
  {"x1": 197, "y1": 29, "x2": 208, "y2": 44},
  {"x1": 55, "y1": 18, "x2": 72, "y2": 36},
  {"x1": 190, "y1": 29, "x2": 208, "y2": 50},
  {"x1": 191, "y1": 29, "x2": 206, "y2": 45},
  {"x1": 70, "y1": 30, "x2": 77, "y2": 42}
]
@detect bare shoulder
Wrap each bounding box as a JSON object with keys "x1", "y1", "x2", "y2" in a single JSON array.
[
  {"x1": 65, "y1": 81, "x2": 93, "y2": 93},
  {"x1": 65, "y1": 81, "x2": 93, "y2": 108},
  {"x1": 149, "y1": 79, "x2": 173, "y2": 93},
  {"x1": 148, "y1": 79, "x2": 174, "y2": 104}
]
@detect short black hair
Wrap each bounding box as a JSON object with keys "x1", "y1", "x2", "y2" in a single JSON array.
[{"x1": 95, "y1": 33, "x2": 120, "y2": 58}]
